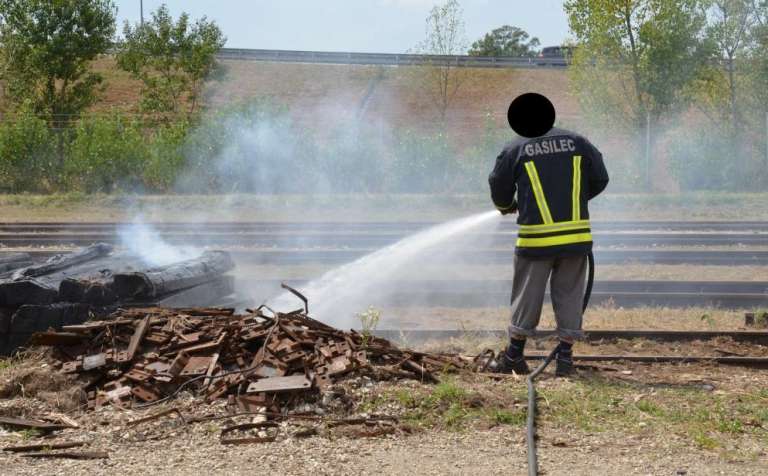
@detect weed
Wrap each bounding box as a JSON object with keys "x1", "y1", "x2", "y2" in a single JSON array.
[
  {"x1": 693, "y1": 431, "x2": 720, "y2": 450},
  {"x1": 18, "y1": 429, "x2": 42, "y2": 440},
  {"x1": 356, "y1": 306, "x2": 381, "y2": 348},
  {"x1": 488, "y1": 408, "x2": 525, "y2": 426},
  {"x1": 635, "y1": 399, "x2": 663, "y2": 417}
]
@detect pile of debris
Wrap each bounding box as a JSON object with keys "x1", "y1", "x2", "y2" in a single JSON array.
[
  {"x1": 0, "y1": 244, "x2": 236, "y2": 355},
  {"x1": 31, "y1": 305, "x2": 472, "y2": 413}
]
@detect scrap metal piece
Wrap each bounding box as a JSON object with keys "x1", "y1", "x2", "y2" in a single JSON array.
[
  {"x1": 28, "y1": 332, "x2": 85, "y2": 347},
  {"x1": 131, "y1": 385, "x2": 160, "y2": 403},
  {"x1": 0, "y1": 416, "x2": 72, "y2": 433},
  {"x1": 116, "y1": 315, "x2": 150, "y2": 363},
  {"x1": 246, "y1": 375, "x2": 312, "y2": 394},
  {"x1": 3, "y1": 441, "x2": 86, "y2": 453},
  {"x1": 21, "y1": 451, "x2": 109, "y2": 460},
  {"x1": 180, "y1": 356, "x2": 213, "y2": 377}
]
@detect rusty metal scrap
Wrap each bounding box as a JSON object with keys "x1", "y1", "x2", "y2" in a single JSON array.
[
  {"x1": 0, "y1": 416, "x2": 74, "y2": 433},
  {"x1": 3, "y1": 441, "x2": 86, "y2": 453},
  {"x1": 34, "y1": 307, "x2": 474, "y2": 415},
  {"x1": 21, "y1": 451, "x2": 109, "y2": 460}
]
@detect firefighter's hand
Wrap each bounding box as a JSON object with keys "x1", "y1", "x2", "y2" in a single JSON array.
[{"x1": 499, "y1": 206, "x2": 517, "y2": 216}]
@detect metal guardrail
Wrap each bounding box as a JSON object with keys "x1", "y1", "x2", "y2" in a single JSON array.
[{"x1": 216, "y1": 48, "x2": 569, "y2": 69}]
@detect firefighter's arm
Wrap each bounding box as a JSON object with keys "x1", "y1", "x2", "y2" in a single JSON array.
[
  {"x1": 488, "y1": 147, "x2": 518, "y2": 214},
  {"x1": 584, "y1": 139, "x2": 609, "y2": 200}
]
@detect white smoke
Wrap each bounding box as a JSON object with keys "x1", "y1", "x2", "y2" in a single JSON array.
[{"x1": 117, "y1": 217, "x2": 201, "y2": 267}]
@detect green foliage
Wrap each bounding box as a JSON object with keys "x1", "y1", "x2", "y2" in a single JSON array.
[
  {"x1": 0, "y1": 109, "x2": 57, "y2": 192},
  {"x1": 468, "y1": 25, "x2": 540, "y2": 57},
  {"x1": 117, "y1": 4, "x2": 225, "y2": 116},
  {"x1": 0, "y1": 0, "x2": 116, "y2": 125},
  {"x1": 389, "y1": 129, "x2": 462, "y2": 193},
  {"x1": 142, "y1": 120, "x2": 189, "y2": 192},
  {"x1": 565, "y1": 0, "x2": 712, "y2": 188},
  {"x1": 66, "y1": 113, "x2": 148, "y2": 192}
]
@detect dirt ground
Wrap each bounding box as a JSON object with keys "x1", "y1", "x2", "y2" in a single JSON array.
[
  {"x1": 1, "y1": 354, "x2": 766, "y2": 476},
  {"x1": 379, "y1": 306, "x2": 757, "y2": 332}
]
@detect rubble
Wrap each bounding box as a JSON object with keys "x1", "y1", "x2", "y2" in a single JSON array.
[
  {"x1": 0, "y1": 245, "x2": 237, "y2": 355},
  {"x1": 31, "y1": 306, "x2": 473, "y2": 414}
]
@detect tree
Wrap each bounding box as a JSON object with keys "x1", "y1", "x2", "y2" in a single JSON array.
[
  {"x1": 468, "y1": 25, "x2": 540, "y2": 57},
  {"x1": 412, "y1": 0, "x2": 469, "y2": 121},
  {"x1": 565, "y1": 0, "x2": 711, "y2": 189},
  {"x1": 707, "y1": 1, "x2": 754, "y2": 131},
  {"x1": 0, "y1": 0, "x2": 116, "y2": 127},
  {"x1": 117, "y1": 5, "x2": 225, "y2": 116}
]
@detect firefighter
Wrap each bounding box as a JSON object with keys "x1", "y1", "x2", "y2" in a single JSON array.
[{"x1": 489, "y1": 92, "x2": 609, "y2": 376}]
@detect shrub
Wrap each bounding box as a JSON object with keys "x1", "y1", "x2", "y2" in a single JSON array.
[
  {"x1": 65, "y1": 113, "x2": 148, "y2": 192},
  {"x1": 0, "y1": 110, "x2": 57, "y2": 193}
]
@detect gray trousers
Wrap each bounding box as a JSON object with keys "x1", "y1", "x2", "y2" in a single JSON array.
[{"x1": 508, "y1": 254, "x2": 587, "y2": 341}]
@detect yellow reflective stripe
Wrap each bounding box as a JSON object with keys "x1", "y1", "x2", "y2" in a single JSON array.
[
  {"x1": 572, "y1": 155, "x2": 582, "y2": 221},
  {"x1": 524, "y1": 162, "x2": 553, "y2": 224},
  {"x1": 518, "y1": 219, "x2": 590, "y2": 234},
  {"x1": 516, "y1": 232, "x2": 593, "y2": 247}
]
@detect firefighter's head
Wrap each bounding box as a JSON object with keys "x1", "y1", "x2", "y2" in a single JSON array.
[{"x1": 507, "y1": 93, "x2": 555, "y2": 138}]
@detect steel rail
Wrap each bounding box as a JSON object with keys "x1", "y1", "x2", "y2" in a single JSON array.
[
  {"x1": 0, "y1": 221, "x2": 767, "y2": 232},
  {"x1": 525, "y1": 354, "x2": 768, "y2": 367},
  {"x1": 1, "y1": 231, "x2": 768, "y2": 247},
  {"x1": 4, "y1": 248, "x2": 768, "y2": 266},
  {"x1": 373, "y1": 329, "x2": 768, "y2": 344}
]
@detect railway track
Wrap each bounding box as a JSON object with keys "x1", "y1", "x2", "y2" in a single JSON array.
[
  {"x1": 374, "y1": 329, "x2": 768, "y2": 368},
  {"x1": 4, "y1": 248, "x2": 768, "y2": 266},
  {"x1": 247, "y1": 279, "x2": 768, "y2": 308},
  {"x1": 1, "y1": 231, "x2": 767, "y2": 247},
  {"x1": 373, "y1": 329, "x2": 768, "y2": 343},
  {"x1": 1, "y1": 220, "x2": 767, "y2": 232}
]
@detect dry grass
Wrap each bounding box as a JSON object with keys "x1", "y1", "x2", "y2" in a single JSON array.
[
  {"x1": 0, "y1": 351, "x2": 84, "y2": 413},
  {"x1": 381, "y1": 305, "x2": 753, "y2": 332}
]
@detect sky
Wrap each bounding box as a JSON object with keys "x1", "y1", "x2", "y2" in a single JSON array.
[{"x1": 114, "y1": 0, "x2": 571, "y2": 53}]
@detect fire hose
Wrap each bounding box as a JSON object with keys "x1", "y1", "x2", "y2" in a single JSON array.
[{"x1": 525, "y1": 251, "x2": 594, "y2": 476}]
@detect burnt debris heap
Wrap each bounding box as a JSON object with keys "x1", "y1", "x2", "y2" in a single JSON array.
[
  {"x1": 0, "y1": 244, "x2": 236, "y2": 355},
  {"x1": 32, "y1": 306, "x2": 471, "y2": 412}
]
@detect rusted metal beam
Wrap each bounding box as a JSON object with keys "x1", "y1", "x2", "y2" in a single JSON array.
[{"x1": 3, "y1": 441, "x2": 85, "y2": 452}]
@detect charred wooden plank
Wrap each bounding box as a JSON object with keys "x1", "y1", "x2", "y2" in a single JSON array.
[
  {"x1": 153, "y1": 276, "x2": 235, "y2": 308},
  {"x1": 10, "y1": 303, "x2": 93, "y2": 335},
  {"x1": 0, "y1": 252, "x2": 32, "y2": 266},
  {"x1": 12, "y1": 243, "x2": 113, "y2": 279},
  {"x1": 112, "y1": 251, "x2": 234, "y2": 300}
]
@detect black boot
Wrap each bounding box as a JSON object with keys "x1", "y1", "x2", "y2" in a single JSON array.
[
  {"x1": 492, "y1": 338, "x2": 530, "y2": 375},
  {"x1": 555, "y1": 341, "x2": 574, "y2": 377}
]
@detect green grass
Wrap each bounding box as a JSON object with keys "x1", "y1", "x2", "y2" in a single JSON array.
[
  {"x1": 538, "y1": 378, "x2": 768, "y2": 453},
  {"x1": 364, "y1": 377, "x2": 526, "y2": 430},
  {"x1": 364, "y1": 374, "x2": 768, "y2": 455}
]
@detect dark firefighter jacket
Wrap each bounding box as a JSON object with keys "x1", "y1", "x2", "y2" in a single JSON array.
[{"x1": 489, "y1": 127, "x2": 609, "y2": 258}]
